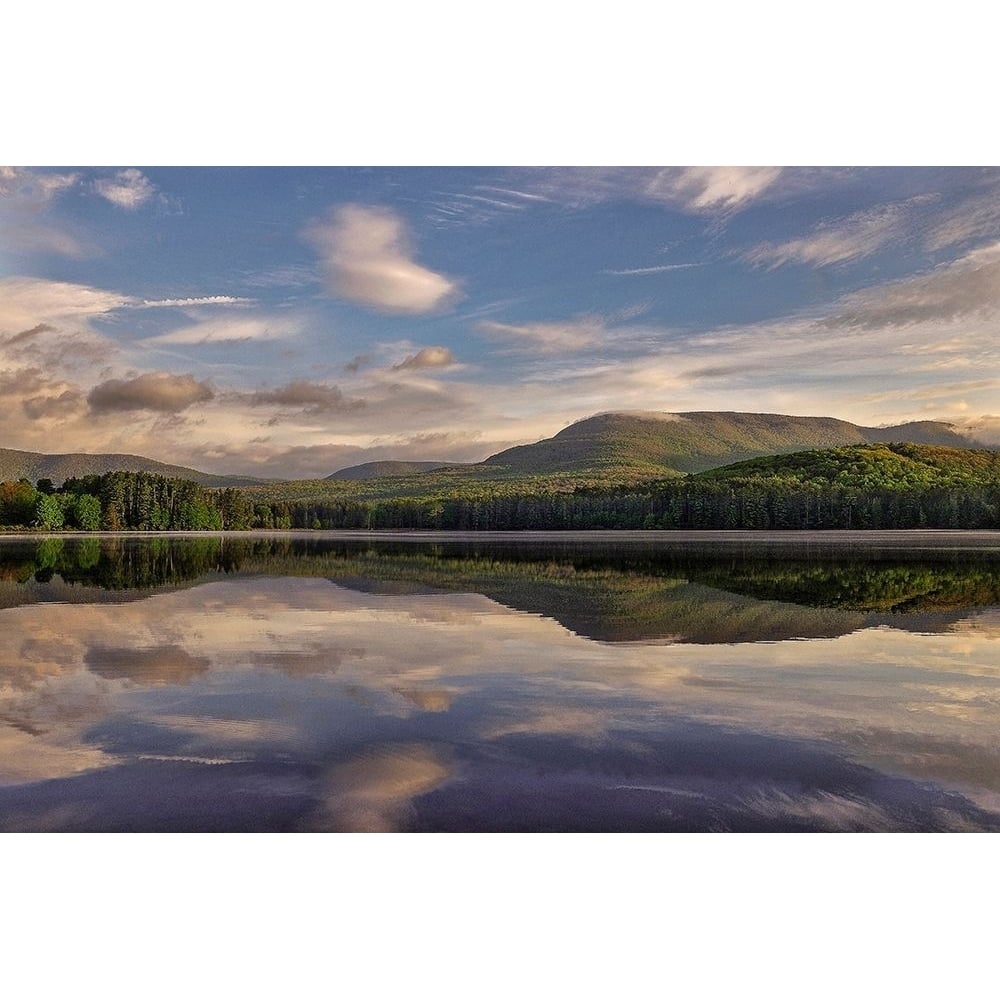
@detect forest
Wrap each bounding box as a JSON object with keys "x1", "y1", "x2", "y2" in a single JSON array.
[{"x1": 0, "y1": 443, "x2": 998, "y2": 532}]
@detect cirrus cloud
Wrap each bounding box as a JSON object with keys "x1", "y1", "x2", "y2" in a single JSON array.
[{"x1": 303, "y1": 204, "x2": 460, "y2": 314}]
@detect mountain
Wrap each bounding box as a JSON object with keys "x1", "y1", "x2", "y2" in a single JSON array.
[
  {"x1": 479, "y1": 411, "x2": 987, "y2": 477},
  {"x1": 0, "y1": 447, "x2": 267, "y2": 487},
  {"x1": 328, "y1": 461, "x2": 456, "y2": 480}
]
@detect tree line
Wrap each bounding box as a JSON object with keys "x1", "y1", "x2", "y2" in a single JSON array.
[{"x1": 2, "y1": 467, "x2": 999, "y2": 532}]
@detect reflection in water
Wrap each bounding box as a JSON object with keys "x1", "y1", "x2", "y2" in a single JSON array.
[{"x1": 1, "y1": 533, "x2": 1000, "y2": 830}]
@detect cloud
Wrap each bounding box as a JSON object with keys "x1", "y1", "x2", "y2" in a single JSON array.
[
  {"x1": 144, "y1": 313, "x2": 302, "y2": 345},
  {"x1": 604, "y1": 263, "x2": 702, "y2": 276},
  {"x1": 477, "y1": 315, "x2": 607, "y2": 353},
  {"x1": 824, "y1": 240, "x2": 1000, "y2": 330},
  {"x1": 0, "y1": 166, "x2": 80, "y2": 204},
  {"x1": 93, "y1": 168, "x2": 156, "y2": 210},
  {"x1": 744, "y1": 202, "x2": 913, "y2": 269},
  {"x1": 525, "y1": 166, "x2": 783, "y2": 213},
  {"x1": 392, "y1": 346, "x2": 455, "y2": 370},
  {"x1": 136, "y1": 296, "x2": 254, "y2": 309},
  {"x1": 308, "y1": 744, "x2": 453, "y2": 832},
  {"x1": 303, "y1": 204, "x2": 459, "y2": 314},
  {"x1": 0, "y1": 169, "x2": 91, "y2": 258},
  {"x1": 643, "y1": 166, "x2": 783, "y2": 212},
  {"x1": 87, "y1": 372, "x2": 215, "y2": 413},
  {"x1": 344, "y1": 353, "x2": 372, "y2": 373},
  {"x1": 0, "y1": 277, "x2": 128, "y2": 333},
  {"x1": 241, "y1": 380, "x2": 364, "y2": 416},
  {"x1": 85, "y1": 644, "x2": 211, "y2": 685},
  {"x1": 925, "y1": 190, "x2": 1000, "y2": 252},
  {"x1": 22, "y1": 388, "x2": 86, "y2": 421}
]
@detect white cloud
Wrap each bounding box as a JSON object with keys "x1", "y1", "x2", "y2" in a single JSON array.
[
  {"x1": 303, "y1": 204, "x2": 459, "y2": 314},
  {"x1": 744, "y1": 202, "x2": 913, "y2": 268},
  {"x1": 136, "y1": 296, "x2": 254, "y2": 309},
  {"x1": 0, "y1": 168, "x2": 89, "y2": 258},
  {"x1": 0, "y1": 276, "x2": 128, "y2": 333},
  {"x1": 644, "y1": 166, "x2": 783, "y2": 211},
  {"x1": 145, "y1": 313, "x2": 303, "y2": 345},
  {"x1": 604, "y1": 263, "x2": 702, "y2": 276},
  {"x1": 0, "y1": 166, "x2": 80, "y2": 203},
  {"x1": 477, "y1": 315, "x2": 607, "y2": 353},
  {"x1": 520, "y1": 166, "x2": 793, "y2": 216},
  {"x1": 825, "y1": 239, "x2": 1000, "y2": 329},
  {"x1": 925, "y1": 189, "x2": 1000, "y2": 252},
  {"x1": 94, "y1": 168, "x2": 156, "y2": 210}
]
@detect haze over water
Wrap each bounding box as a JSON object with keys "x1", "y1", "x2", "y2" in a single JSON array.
[{"x1": 2, "y1": 532, "x2": 1000, "y2": 832}]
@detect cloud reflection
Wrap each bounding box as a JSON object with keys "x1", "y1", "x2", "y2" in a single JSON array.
[{"x1": 0, "y1": 551, "x2": 999, "y2": 828}]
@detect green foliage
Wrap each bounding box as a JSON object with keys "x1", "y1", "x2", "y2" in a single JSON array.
[{"x1": 33, "y1": 493, "x2": 65, "y2": 530}]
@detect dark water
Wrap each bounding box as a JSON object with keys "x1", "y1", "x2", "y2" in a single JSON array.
[{"x1": 3, "y1": 531, "x2": 1000, "y2": 832}]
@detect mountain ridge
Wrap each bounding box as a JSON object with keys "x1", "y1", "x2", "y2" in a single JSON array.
[
  {"x1": 477, "y1": 410, "x2": 987, "y2": 477},
  {"x1": 0, "y1": 447, "x2": 268, "y2": 488}
]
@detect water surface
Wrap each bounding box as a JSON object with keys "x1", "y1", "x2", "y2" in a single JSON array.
[{"x1": 3, "y1": 531, "x2": 1000, "y2": 831}]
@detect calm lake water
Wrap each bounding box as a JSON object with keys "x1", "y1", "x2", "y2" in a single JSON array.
[{"x1": 3, "y1": 530, "x2": 1000, "y2": 832}]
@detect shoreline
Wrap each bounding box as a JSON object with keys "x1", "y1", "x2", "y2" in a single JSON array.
[{"x1": 1, "y1": 528, "x2": 999, "y2": 549}]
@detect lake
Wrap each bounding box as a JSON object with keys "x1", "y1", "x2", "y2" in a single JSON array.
[{"x1": 2, "y1": 530, "x2": 1000, "y2": 831}]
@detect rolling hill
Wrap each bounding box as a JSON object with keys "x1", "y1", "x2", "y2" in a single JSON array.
[
  {"x1": 479, "y1": 411, "x2": 986, "y2": 477},
  {"x1": 328, "y1": 461, "x2": 455, "y2": 480},
  {"x1": 0, "y1": 447, "x2": 266, "y2": 488},
  {"x1": 696, "y1": 441, "x2": 1000, "y2": 490}
]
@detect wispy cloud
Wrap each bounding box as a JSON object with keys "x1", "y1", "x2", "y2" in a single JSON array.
[
  {"x1": 304, "y1": 203, "x2": 459, "y2": 314},
  {"x1": 0, "y1": 168, "x2": 90, "y2": 258},
  {"x1": 477, "y1": 315, "x2": 607, "y2": 353},
  {"x1": 1, "y1": 166, "x2": 80, "y2": 202},
  {"x1": 823, "y1": 240, "x2": 1000, "y2": 329},
  {"x1": 925, "y1": 181, "x2": 1000, "y2": 252},
  {"x1": 145, "y1": 313, "x2": 303, "y2": 345},
  {"x1": 644, "y1": 166, "x2": 783, "y2": 212},
  {"x1": 604, "y1": 263, "x2": 702, "y2": 276},
  {"x1": 93, "y1": 168, "x2": 156, "y2": 210},
  {"x1": 0, "y1": 276, "x2": 129, "y2": 332},
  {"x1": 744, "y1": 200, "x2": 921, "y2": 269},
  {"x1": 522, "y1": 166, "x2": 787, "y2": 215}
]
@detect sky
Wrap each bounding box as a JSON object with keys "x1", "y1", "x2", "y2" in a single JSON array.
[{"x1": 2, "y1": 165, "x2": 1000, "y2": 478}]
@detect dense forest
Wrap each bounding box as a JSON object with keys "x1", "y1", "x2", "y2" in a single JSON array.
[{"x1": 0, "y1": 443, "x2": 998, "y2": 532}]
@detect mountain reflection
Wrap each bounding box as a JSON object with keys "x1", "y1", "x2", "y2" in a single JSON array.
[
  {"x1": 1, "y1": 534, "x2": 1000, "y2": 831},
  {"x1": 4, "y1": 534, "x2": 1000, "y2": 644}
]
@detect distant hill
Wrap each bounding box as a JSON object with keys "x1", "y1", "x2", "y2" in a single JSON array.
[
  {"x1": 0, "y1": 447, "x2": 266, "y2": 488},
  {"x1": 328, "y1": 461, "x2": 457, "y2": 480},
  {"x1": 479, "y1": 411, "x2": 987, "y2": 477},
  {"x1": 697, "y1": 442, "x2": 1000, "y2": 490}
]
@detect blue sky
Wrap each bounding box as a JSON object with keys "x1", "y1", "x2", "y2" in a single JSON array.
[{"x1": 2, "y1": 165, "x2": 1000, "y2": 477}]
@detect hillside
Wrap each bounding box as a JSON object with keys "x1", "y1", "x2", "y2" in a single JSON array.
[
  {"x1": 0, "y1": 447, "x2": 266, "y2": 488},
  {"x1": 697, "y1": 442, "x2": 1000, "y2": 490},
  {"x1": 479, "y1": 411, "x2": 985, "y2": 477},
  {"x1": 328, "y1": 461, "x2": 457, "y2": 480}
]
